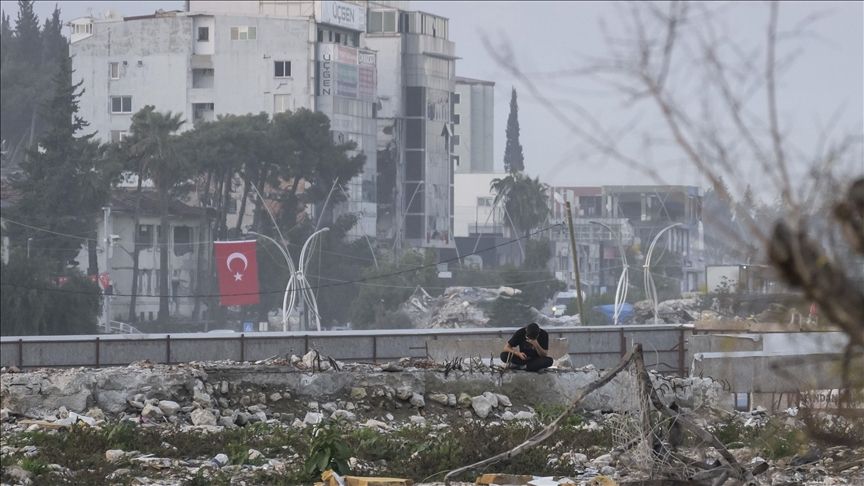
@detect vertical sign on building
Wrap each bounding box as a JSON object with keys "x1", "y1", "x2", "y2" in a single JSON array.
[
  {"x1": 358, "y1": 49, "x2": 376, "y2": 101},
  {"x1": 318, "y1": 44, "x2": 335, "y2": 96}
]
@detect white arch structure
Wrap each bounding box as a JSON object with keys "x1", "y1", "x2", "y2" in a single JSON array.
[
  {"x1": 589, "y1": 221, "x2": 629, "y2": 325},
  {"x1": 643, "y1": 222, "x2": 683, "y2": 325}
]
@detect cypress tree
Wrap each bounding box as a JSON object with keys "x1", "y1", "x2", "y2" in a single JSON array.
[{"x1": 503, "y1": 87, "x2": 525, "y2": 173}]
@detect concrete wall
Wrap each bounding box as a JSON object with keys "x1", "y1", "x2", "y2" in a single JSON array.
[{"x1": 0, "y1": 325, "x2": 691, "y2": 373}]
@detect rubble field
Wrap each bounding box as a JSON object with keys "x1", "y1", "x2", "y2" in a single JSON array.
[{"x1": 1, "y1": 354, "x2": 862, "y2": 485}]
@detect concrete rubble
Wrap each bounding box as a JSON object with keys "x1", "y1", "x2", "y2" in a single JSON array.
[{"x1": 1, "y1": 353, "x2": 861, "y2": 485}]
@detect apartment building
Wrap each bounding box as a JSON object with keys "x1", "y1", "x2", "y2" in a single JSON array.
[{"x1": 452, "y1": 76, "x2": 494, "y2": 174}]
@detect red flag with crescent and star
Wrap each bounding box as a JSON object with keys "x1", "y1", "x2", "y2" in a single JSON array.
[{"x1": 214, "y1": 240, "x2": 260, "y2": 306}]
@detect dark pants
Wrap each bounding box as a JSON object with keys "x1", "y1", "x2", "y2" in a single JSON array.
[{"x1": 500, "y1": 352, "x2": 553, "y2": 372}]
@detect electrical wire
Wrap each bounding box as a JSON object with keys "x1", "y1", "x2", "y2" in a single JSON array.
[{"x1": 0, "y1": 223, "x2": 565, "y2": 298}]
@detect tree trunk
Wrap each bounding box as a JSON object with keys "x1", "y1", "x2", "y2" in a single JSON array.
[
  {"x1": 220, "y1": 171, "x2": 232, "y2": 240},
  {"x1": 128, "y1": 173, "x2": 144, "y2": 323},
  {"x1": 87, "y1": 238, "x2": 98, "y2": 276},
  {"x1": 235, "y1": 173, "x2": 252, "y2": 232},
  {"x1": 157, "y1": 187, "x2": 171, "y2": 321}
]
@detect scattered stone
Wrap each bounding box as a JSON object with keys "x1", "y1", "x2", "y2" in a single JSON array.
[
  {"x1": 308, "y1": 401, "x2": 319, "y2": 411},
  {"x1": 409, "y1": 415, "x2": 426, "y2": 426},
  {"x1": 303, "y1": 412, "x2": 323, "y2": 426},
  {"x1": 482, "y1": 391, "x2": 499, "y2": 408},
  {"x1": 447, "y1": 394, "x2": 457, "y2": 407},
  {"x1": 592, "y1": 453, "x2": 614, "y2": 468},
  {"x1": 458, "y1": 392, "x2": 472, "y2": 408},
  {"x1": 514, "y1": 411, "x2": 535, "y2": 421},
  {"x1": 268, "y1": 392, "x2": 282, "y2": 402},
  {"x1": 501, "y1": 411, "x2": 515, "y2": 421},
  {"x1": 212, "y1": 453, "x2": 229, "y2": 468},
  {"x1": 471, "y1": 395, "x2": 493, "y2": 418},
  {"x1": 156, "y1": 400, "x2": 180, "y2": 416},
  {"x1": 496, "y1": 394, "x2": 512, "y2": 408},
  {"x1": 428, "y1": 393, "x2": 449, "y2": 405},
  {"x1": 5, "y1": 465, "x2": 32, "y2": 483},
  {"x1": 332, "y1": 410, "x2": 356, "y2": 422},
  {"x1": 141, "y1": 403, "x2": 164, "y2": 419},
  {"x1": 361, "y1": 419, "x2": 389, "y2": 430},
  {"x1": 85, "y1": 407, "x2": 105, "y2": 421},
  {"x1": 382, "y1": 362, "x2": 404, "y2": 372},
  {"x1": 396, "y1": 385, "x2": 413, "y2": 401},
  {"x1": 350, "y1": 387, "x2": 367, "y2": 400},
  {"x1": 190, "y1": 408, "x2": 217, "y2": 427},
  {"x1": 410, "y1": 393, "x2": 425, "y2": 408},
  {"x1": 247, "y1": 449, "x2": 263, "y2": 462},
  {"x1": 105, "y1": 449, "x2": 126, "y2": 463},
  {"x1": 321, "y1": 402, "x2": 338, "y2": 414}
]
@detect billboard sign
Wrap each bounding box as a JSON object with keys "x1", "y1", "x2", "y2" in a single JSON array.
[
  {"x1": 317, "y1": 1, "x2": 367, "y2": 32},
  {"x1": 318, "y1": 44, "x2": 376, "y2": 101}
]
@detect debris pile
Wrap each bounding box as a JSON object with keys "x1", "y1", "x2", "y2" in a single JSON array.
[{"x1": 632, "y1": 298, "x2": 700, "y2": 324}]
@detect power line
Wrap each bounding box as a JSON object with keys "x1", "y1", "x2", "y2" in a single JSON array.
[{"x1": 0, "y1": 223, "x2": 566, "y2": 298}]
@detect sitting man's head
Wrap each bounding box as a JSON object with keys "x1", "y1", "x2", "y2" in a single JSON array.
[{"x1": 526, "y1": 322, "x2": 540, "y2": 340}]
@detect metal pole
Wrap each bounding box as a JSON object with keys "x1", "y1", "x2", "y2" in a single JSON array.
[
  {"x1": 102, "y1": 206, "x2": 112, "y2": 332},
  {"x1": 565, "y1": 202, "x2": 586, "y2": 325}
]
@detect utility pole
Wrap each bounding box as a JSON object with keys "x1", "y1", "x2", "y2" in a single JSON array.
[
  {"x1": 565, "y1": 202, "x2": 586, "y2": 325},
  {"x1": 102, "y1": 206, "x2": 112, "y2": 332}
]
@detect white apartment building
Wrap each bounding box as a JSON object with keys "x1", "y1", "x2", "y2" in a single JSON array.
[
  {"x1": 69, "y1": 2, "x2": 377, "y2": 240},
  {"x1": 452, "y1": 76, "x2": 494, "y2": 174}
]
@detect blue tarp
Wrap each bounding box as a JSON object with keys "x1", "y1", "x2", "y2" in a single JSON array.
[{"x1": 592, "y1": 303, "x2": 634, "y2": 325}]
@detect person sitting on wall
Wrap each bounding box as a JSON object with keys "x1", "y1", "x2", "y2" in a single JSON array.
[{"x1": 500, "y1": 322, "x2": 554, "y2": 372}]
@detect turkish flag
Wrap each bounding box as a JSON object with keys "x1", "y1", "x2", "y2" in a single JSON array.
[{"x1": 214, "y1": 240, "x2": 260, "y2": 306}]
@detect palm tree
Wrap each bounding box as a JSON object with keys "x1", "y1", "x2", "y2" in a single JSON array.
[
  {"x1": 125, "y1": 106, "x2": 186, "y2": 322},
  {"x1": 490, "y1": 172, "x2": 549, "y2": 238}
]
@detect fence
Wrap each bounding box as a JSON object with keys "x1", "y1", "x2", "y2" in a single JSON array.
[{"x1": 0, "y1": 324, "x2": 692, "y2": 375}]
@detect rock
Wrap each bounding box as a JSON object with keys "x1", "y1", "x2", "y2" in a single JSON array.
[
  {"x1": 268, "y1": 392, "x2": 282, "y2": 402},
  {"x1": 592, "y1": 453, "x2": 614, "y2": 467},
  {"x1": 458, "y1": 392, "x2": 472, "y2": 408},
  {"x1": 248, "y1": 449, "x2": 263, "y2": 462},
  {"x1": 501, "y1": 411, "x2": 515, "y2": 421},
  {"x1": 308, "y1": 401, "x2": 319, "y2": 411},
  {"x1": 553, "y1": 355, "x2": 573, "y2": 369},
  {"x1": 385, "y1": 413, "x2": 394, "y2": 421},
  {"x1": 482, "y1": 392, "x2": 499, "y2": 408},
  {"x1": 332, "y1": 409, "x2": 357, "y2": 422},
  {"x1": 410, "y1": 393, "x2": 425, "y2": 408},
  {"x1": 565, "y1": 452, "x2": 588, "y2": 465},
  {"x1": 193, "y1": 389, "x2": 212, "y2": 406},
  {"x1": 361, "y1": 419, "x2": 389, "y2": 430},
  {"x1": 105, "y1": 449, "x2": 126, "y2": 463},
  {"x1": 382, "y1": 362, "x2": 404, "y2": 372},
  {"x1": 291, "y1": 418, "x2": 304, "y2": 428},
  {"x1": 514, "y1": 411, "x2": 535, "y2": 421},
  {"x1": 447, "y1": 394, "x2": 457, "y2": 407},
  {"x1": 190, "y1": 408, "x2": 217, "y2": 426},
  {"x1": 141, "y1": 404, "x2": 164, "y2": 420},
  {"x1": 0, "y1": 408, "x2": 10, "y2": 422},
  {"x1": 235, "y1": 412, "x2": 250, "y2": 426},
  {"x1": 396, "y1": 385, "x2": 413, "y2": 401},
  {"x1": 218, "y1": 416, "x2": 236, "y2": 428},
  {"x1": 429, "y1": 393, "x2": 449, "y2": 405},
  {"x1": 471, "y1": 396, "x2": 493, "y2": 418},
  {"x1": 495, "y1": 393, "x2": 512, "y2": 408},
  {"x1": 156, "y1": 400, "x2": 180, "y2": 416},
  {"x1": 350, "y1": 387, "x2": 367, "y2": 400},
  {"x1": 85, "y1": 407, "x2": 105, "y2": 421},
  {"x1": 303, "y1": 412, "x2": 323, "y2": 426},
  {"x1": 321, "y1": 402, "x2": 338, "y2": 414},
  {"x1": 344, "y1": 402, "x2": 356, "y2": 411},
  {"x1": 409, "y1": 415, "x2": 426, "y2": 426},
  {"x1": 5, "y1": 465, "x2": 32, "y2": 483},
  {"x1": 600, "y1": 465, "x2": 616, "y2": 476},
  {"x1": 213, "y1": 453, "x2": 229, "y2": 467},
  {"x1": 220, "y1": 381, "x2": 229, "y2": 395}
]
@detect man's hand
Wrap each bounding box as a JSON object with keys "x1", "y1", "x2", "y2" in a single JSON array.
[
  {"x1": 525, "y1": 338, "x2": 548, "y2": 358},
  {"x1": 515, "y1": 351, "x2": 528, "y2": 360}
]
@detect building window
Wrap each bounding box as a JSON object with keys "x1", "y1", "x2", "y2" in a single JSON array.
[
  {"x1": 136, "y1": 224, "x2": 154, "y2": 250},
  {"x1": 73, "y1": 23, "x2": 92, "y2": 35},
  {"x1": 334, "y1": 32, "x2": 341, "y2": 44},
  {"x1": 274, "y1": 94, "x2": 292, "y2": 113},
  {"x1": 193, "y1": 103, "x2": 215, "y2": 124},
  {"x1": 110, "y1": 130, "x2": 129, "y2": 143},
  {"x1": 230, "y1": 26, "x2": 256, "y2": 41},
  {"x1": 317, "y1": 29, "x2": 323, "y2": 42},
  {"x1": 452, "y1": 135, "x2": 460, "y2": 146},
  {"x1": 226, "y1": 198, "x2": 238, "y2": 214},
  {"x1": 452, "y1": 93, "x2": 461, "y2": 104},
  {"x1": 197, "y1": 26, "x2": 209, "y2": 41},
  {"x1": 452, "y1": 155, "x2": 460, "y2": 167},
  {"x1": 173, "y1": 226, "x2": 192, "y2": 256},
  {"x1": 109, "y1": 62, "x2": 120, "y2": 79},
  {"x1": 452, "y1": 113, "x2": 460, "y2": 124},
  {"x1": 110, "y1": 96, "x2": 132, "y2": 114},
  {"x1": 274, "y1": 60, "x2": 291, "y2": 78},
  {"x1": 192, "y1": 68, "x2": 214, "y2": 89}
]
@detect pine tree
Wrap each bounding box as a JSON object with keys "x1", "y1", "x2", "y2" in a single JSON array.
[
  {"x1": 13, "y1": 55, "x2": 116, "y2": 273},
  {"x1": 503, "y1": 87, "x2": 525, "y2": 173}
]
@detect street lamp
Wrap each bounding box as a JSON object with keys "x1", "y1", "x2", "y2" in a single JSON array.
[
  {"x1": 644, "y1": 223, "x2": 683, "y2": 324},
  {"x1": 590, "y1": 220, "x2": 629, "y2": 325}
]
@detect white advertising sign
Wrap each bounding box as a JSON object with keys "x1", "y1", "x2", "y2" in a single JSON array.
[{"x1": 318, "y1": 1, "x2": 367, "y2": 32}]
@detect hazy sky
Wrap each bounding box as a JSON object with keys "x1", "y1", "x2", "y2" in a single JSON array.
[{"x1": 3, "y1": 0, "x2": 862, "y2": 192}]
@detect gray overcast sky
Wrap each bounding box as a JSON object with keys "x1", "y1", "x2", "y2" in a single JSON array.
[{"x1": 3, "y1": 0, "x2": 862, "y2": 191}]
